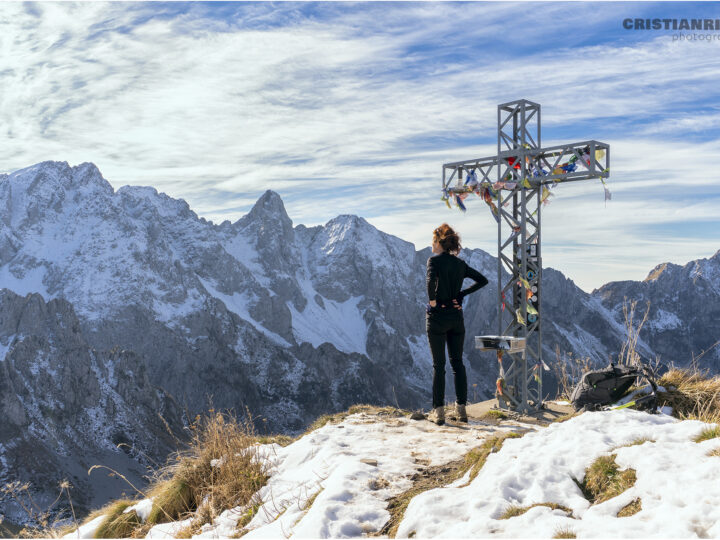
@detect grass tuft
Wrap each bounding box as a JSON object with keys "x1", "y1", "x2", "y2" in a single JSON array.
[
  {"x1": 612, "y1": 437, "x2": 655, "y2": 451},
  {"x1": 255, "y1": 434, "x2": 294, "y2": 447},
  {"x1": 617, "y1": 498, "x2": 642, "y2": 517},
  {"x1": 304, "y1": 405, "x2": 407, "y2": 434},
  {"x1": 576, "y1": 454, "x2": 636, "y2": 504},
  {"x1": 73, "y1": 410, "x2": 271, "y2": 538},
  {"x1": 552, "y1": 412, "x2": 581, "y2": 424},
  {"x1": 147, "y1": 411, "x2": 269, "y2": 526},
  {"x1": 499, "y1": 502, "x2": 572, "y2": 520},
  {"x1": 707, "y1": 447, "x2": 720, "y2": 457},
  {"x1": 479, "y1": 410, "x2": 509, "y2": 424},
  {"x1": 657, "y1": 368, "x2": 720, "y2": 422},
  {"x1": 694, "y1": 425, "x2": 720, "y2": 443},
  {"x1": 92, "y1": 500, "x2": 140, "y2": 539},
  {"x1": 145, "y1": 477, "x2": 193, "y2": 525},
  {"x1": 552, "y1": 526, "x2": 577, "y2": 539}
]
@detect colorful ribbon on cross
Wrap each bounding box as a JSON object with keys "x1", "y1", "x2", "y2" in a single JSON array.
[{"x1": 441, "y1": 146, "x2": 610, "y2": 218}]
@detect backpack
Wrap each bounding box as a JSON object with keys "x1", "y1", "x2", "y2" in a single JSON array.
[{"x1": 570, "y1": 362, "x2": 658, "y2": 412}]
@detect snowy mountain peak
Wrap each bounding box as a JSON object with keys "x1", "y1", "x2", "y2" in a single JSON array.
[
  {"x1": 327, "y1": 213, "x2": 370, "y2": 229},
  {"x1": 69, "y1": 162, "x2": 112, "y2": 192},
  {"x1": 6, "y1": 160, "x2": 113, "y2": 195},
  {"x1": 235, "y1": 189, "x2": 292, "y2": 232},
  {"x1": 321, "y1": 213, "x2": 414, "y2": 257},
  {"x1": 644, "y1": 262, "x2": 679, "y2": 283},
  {"x1": 116, "y1": 184, "x2": 194, "y2": 220},
  {"x1": 245, "y1": 189, "x2": 289, "y2": 219}
]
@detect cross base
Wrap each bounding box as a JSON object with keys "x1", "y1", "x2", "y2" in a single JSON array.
[{"x1": 475, "y1": 335, "x2": 543, "y2": 415}]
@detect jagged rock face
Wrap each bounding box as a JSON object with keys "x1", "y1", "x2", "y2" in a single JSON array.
[
  {"x1": 594, "y1": 252, "x2": 720, "y2": 370},
  {"x1": 0, "y1": 289, "x2": 183, "y2": 523}
]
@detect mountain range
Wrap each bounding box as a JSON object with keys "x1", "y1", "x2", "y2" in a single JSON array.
[{"x1": 0, "y1": 161, "x2": 718, "y2": 523}]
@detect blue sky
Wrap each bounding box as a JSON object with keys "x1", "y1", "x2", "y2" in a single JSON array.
[{"x1": 1, "y1": 2, "x2": 720, "y2": 291}]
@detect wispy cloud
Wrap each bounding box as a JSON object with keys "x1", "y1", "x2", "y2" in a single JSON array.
[{"x1": 1, "y1": 1, "x2": 719, "y2": 291}]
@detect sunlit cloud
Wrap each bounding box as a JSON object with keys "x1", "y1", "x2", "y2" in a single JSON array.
[{"x1": 0, "y1": 1, "x2": 718, "y2": 292}]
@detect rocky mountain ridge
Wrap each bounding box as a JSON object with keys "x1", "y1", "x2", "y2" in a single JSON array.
[{"x1": 0, "y1": 160, "x2": 718, "y2": 524}]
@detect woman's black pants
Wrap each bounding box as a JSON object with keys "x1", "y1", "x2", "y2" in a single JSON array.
[{"x1": 426, "y1": 310, "x2": 467, "y2": 408}]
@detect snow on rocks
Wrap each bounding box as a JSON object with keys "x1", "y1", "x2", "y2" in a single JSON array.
[
  {"x1": 397, "y1": 409, "x2": 720, "y2": 538},
  {"x1": 191, "y1": 412, "x2": 527, "y2": 538}
]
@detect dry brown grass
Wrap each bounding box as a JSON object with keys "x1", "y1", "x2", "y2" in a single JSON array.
[
  {"x1": 618, "y1": 299, "x2": 650, "y2": 367},
  {"x1": 553, "y1": 298, "x2": 651, "y2": 400},
  {"x1": 552, "y1": 526, "x2": 577, "y2": 538},
  {"x1": 707, "y1": 447, "x2": 720, "y2": 457},
  {"x1": 93, "y1": 500, "x2": 140, "y2": 539},
  {"x1": 231, "y1": 500, "x2": 263, "y2": 537},
  {"x1": 658, "y1": 368, "x2": 720, "y2": 422},
  {"x1": 460, "y1": 432, "x2": 522, "y2": 487},
  {"x1": 553, "y1": 346, "x2": 592, "y2": 400},
  {"x1": 144, "y1": 411, "x2": 270, "y2": 527},
  {"x1": 73, "y1": 405, "x2": 415, "y2": 538},
  {"x1": 575, "y1": 454, "x2": 636, "y2": 504},
  {"x1": 255, "y1": 434, "x2": 294, "y2": 447},
  {"x1": 304, "y1": 405, "x2": 407, "y2": 434},
  {"x1": 617, "y1": 498, "x2": 642, "y2": 517},
  {"x1": 67, "y1": 410, "x2": 272, "y2": 539},
  {"x1": 611, "y1": 437, "x2": 655, "y2": 451},
  {"x1": 0, "y1": 480, "x2": 80, "y2": 538},
  {"x1": 499, "y1": 502, "x2": 573, "y2": 520},
  {"x1": 552, "y1": 411, "x2": 581, "y2": 424},
  {"x1": 479, "y1": 410, "x2": 510, "y2": 424}
]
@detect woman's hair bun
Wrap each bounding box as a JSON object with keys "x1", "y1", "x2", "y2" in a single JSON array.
[{"x1": 433, "y1": 223, "x2": 461, "y2": 254}]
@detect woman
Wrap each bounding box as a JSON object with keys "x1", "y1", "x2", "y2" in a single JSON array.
[{"x1": 426, "y1": 223, "x2": 488, "y2": 425}]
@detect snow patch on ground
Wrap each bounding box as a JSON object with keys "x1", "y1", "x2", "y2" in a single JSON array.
[
  {"x1": 63, "y1": 515, "x2": 106, "y2": 539},
  {"x1": 124, "y1": 498, "x2": 154, "y2": 522},
  {"x1": 146, "y1": 518, "x2": 193, "y2": 539},
  {"x1": 193, "y1": 413, "x2": 527, "y2": 538},
  {"x1": 66, "y1": 410, "x2": 720, "y2": 539},
  {"x1": 399, "y1": 410, "x2": 720, "y2": 538}
]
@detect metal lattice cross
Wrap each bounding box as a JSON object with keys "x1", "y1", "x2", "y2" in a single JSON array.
[{"x1": 441, "y1": 99, "x2": 610, "y2": 413}]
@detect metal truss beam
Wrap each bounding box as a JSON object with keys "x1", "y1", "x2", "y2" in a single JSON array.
[{"x1": 441, "y1": 100, "x2": 610, "y2": 414}]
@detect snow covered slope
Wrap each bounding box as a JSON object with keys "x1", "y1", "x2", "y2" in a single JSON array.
[
  {"x1": 400, "y1": 411, "x2": 720, "y2": 538},
  {"x1": 68, "y1": 409, "x2": 720, "y2": 539}
]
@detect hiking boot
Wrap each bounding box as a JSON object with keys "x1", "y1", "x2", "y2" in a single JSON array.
[
  {"x1": 455, "y1": 403, "x2": 468, "y2": 423},
  {"x1": 427, "y1": 406, "x2": 445, "y2": 426},
  {"x1": 449, "y1": 403, "x2": 468, "y2": 423}
]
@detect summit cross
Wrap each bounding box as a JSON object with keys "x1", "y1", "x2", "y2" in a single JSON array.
[{"x1": 441, "y1": 99, "x2": 610, "y2": 413}]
